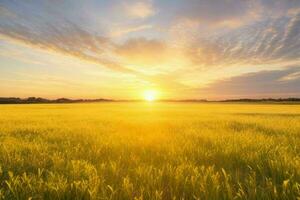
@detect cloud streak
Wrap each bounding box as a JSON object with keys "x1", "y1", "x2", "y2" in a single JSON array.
[
  {"x1": 185, "y1": 12, "x2": 300, "y2": 69},
  {"x1": 122, "y1": 0, "x2": 155, "y2": 19},
  {"x1": 201, "y1": 66, "x2": 300, "y2": 99},
  {"x1": 0, "y1": 3, "x2": 137, "y2": 74},
  {"x1": 116, "y1": 38, "x2": 167, "y2": 66}
]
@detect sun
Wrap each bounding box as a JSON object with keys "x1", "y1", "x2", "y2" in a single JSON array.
[{"x1": 143, "y1": 90, "x2": 158, "y2": 101}]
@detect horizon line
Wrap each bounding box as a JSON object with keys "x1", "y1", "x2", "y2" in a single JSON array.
[{"x1": 1, "y1": 96, "x2": 300, "y2": 103}]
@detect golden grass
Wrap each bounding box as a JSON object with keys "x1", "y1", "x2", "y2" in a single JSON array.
[{"x1": 0, "y1": 102, "x2": 299, "y2": 199}]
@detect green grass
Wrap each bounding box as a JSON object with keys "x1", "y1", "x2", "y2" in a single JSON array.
[{"x1": 0, "y1": 102, "x2": 299, "y2": 199}]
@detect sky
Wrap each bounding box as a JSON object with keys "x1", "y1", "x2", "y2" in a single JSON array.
[{"x1": 0, "y1": 0, "x2": 300, "y2": 100}]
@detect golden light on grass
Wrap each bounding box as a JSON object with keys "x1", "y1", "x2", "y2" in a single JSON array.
[
  {"x1": 0, "y1": 103, "x2": 299, "y2": 199},
  {"x1": 143, "y1": 89, "x2": 158, "y2": 101}
]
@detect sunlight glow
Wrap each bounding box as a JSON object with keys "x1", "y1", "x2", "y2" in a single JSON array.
[{"x1": 143, "y1": 90, "x2": 158, "y2": 101}]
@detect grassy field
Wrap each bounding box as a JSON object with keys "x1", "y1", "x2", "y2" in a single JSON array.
[{"x1": 0, "y1": 102, "x2": 299, "y2": 200}]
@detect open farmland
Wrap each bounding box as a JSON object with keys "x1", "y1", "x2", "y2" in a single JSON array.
[{"x1": 0, "y1": 102, "x2": 299, "y2": 199}]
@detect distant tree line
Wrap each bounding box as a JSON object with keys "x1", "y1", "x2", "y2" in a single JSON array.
[
  {"x1": 0, "y1": 97, "x2": 113, "y2": 104},
  {"x1": 220, "y1": 98, "x2": 300, "y2": 102},
  {"x1": 162, "y1": 98, "x2": 300, "y2": 103},
  {"x1": 0, "y1": 97, "x2": 299, "y2": 104}
]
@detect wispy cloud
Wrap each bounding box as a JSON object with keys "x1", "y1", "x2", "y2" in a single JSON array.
[
  {"x1": 110, "y1": 24, "x2": 153, "y2": 37},
  {"x1": 0, "y1": 2, "x2": 138, "y2": 74},
  {"x1": 201, "y1": 66, "x2": 300, "y2": 99},
  {"x1": 116, "y1": 37, "x2": 166, "y2": 66},
  {"x1": 122, "y1": 0, "x2": 156, "y2": 19},
  {"x1": 184, "y1": 12, "x2": 300, "y2": 68}
]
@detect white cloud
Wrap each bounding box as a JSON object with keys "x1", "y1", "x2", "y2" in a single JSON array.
[
  {"x1": 123, "y1": 1, "x2": 155, "y2": 19},
  {"x1": 109, "y1": 24, "x2": 153, "y2": 37}
]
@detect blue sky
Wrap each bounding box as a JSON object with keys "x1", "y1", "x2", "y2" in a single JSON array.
[{"x1": 0, "y1": 0, "x2": 300, "y2": 99}]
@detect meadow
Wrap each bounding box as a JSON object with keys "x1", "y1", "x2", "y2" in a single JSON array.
[{"x1": 0, "y1": 102, "x2": 299, "y2": 200}]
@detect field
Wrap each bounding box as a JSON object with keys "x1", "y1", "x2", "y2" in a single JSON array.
[{"x1": 0, "y1": 102, "x2": 299, "y2": 200}]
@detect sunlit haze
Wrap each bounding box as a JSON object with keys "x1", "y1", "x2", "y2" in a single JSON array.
[
  {"x1": 143, "y1": 89, "x2": 158, "y2": 101},
  {"x1": 0, "y1": 0, "x2": 300, "y2": 100}
]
